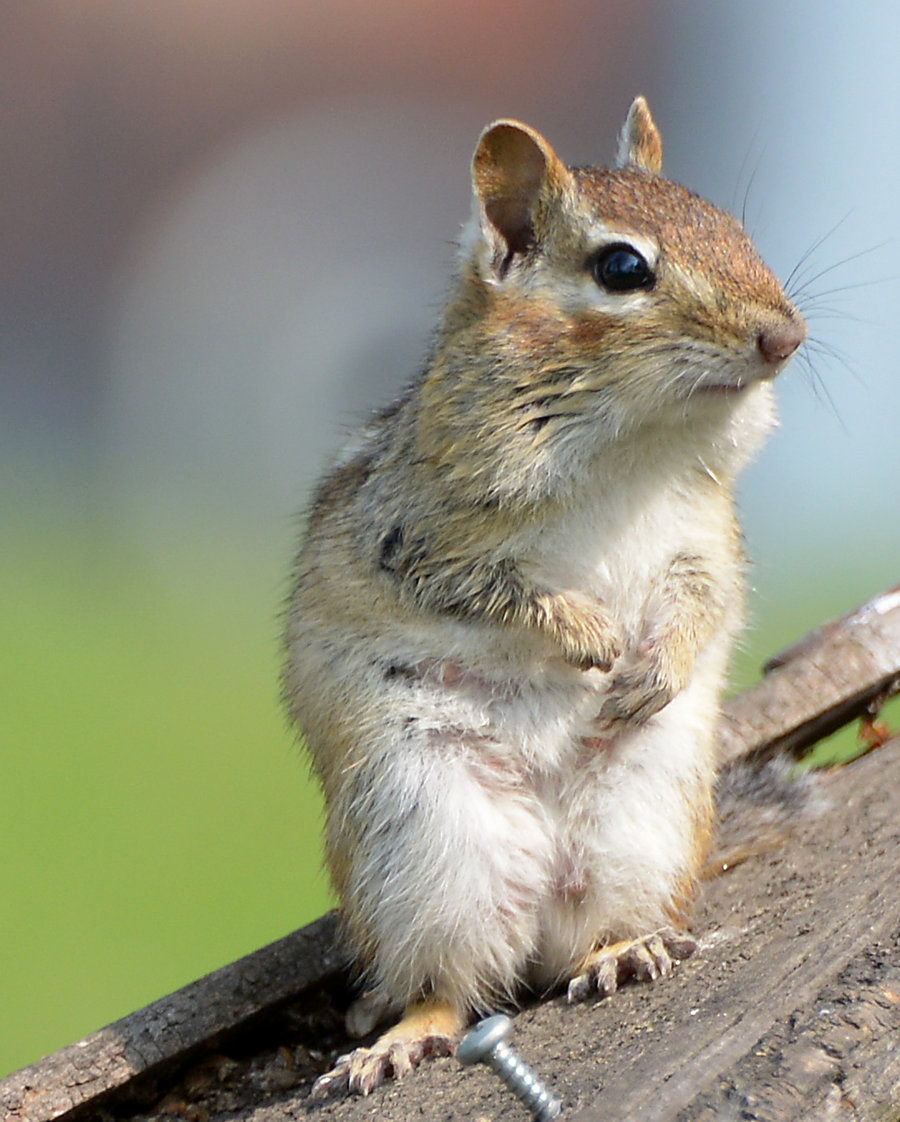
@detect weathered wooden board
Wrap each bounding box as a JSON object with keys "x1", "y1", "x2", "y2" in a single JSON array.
[
  {"x1": 3, "y1": 584, "x2": 900, "y2": 1122},
  {"x1": 0, "y1": 914, "x2": 344, "y2": 1122},
  {"x1": 718, "y1": 582, "x2": 900, "y2": 764},
  {"x1": 174, "y1": 737, "x2": 893, "y2": 1122}
]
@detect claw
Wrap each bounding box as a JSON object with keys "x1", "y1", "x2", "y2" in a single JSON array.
[
  {"x1": 387, "y1": 1040, "x2": 414, "y2": 1081},
  {"x1": 625, "y1": 939, "x2": 658, "y2": 982},
  {"x1": 311, "y1": 1052, "x2": 352, "y2": 1096},
  {"x1": 351, "y1": 1046, "x2": 392, "y2": 1096},
  {"x1": 568, "y1": 927, "x2": 697, "y2": 1004},
  {"x1": 312, "y1": 999, "x2": 463, "y2": 1098}
]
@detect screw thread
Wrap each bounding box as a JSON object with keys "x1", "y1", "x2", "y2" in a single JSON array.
[{"x1": 489, "y1": 1040, "x2": 562, "y2": 1120}]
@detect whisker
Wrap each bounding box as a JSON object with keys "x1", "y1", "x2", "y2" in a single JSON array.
[
  {"x1": 797, "y1": 303, "x2": 868, "y2": 325},
  {"x1": 788, "y1": 242, "x2": 886, "y2": 302},
  {"x1": 783, "y1": 211, "x2": 854, "y2": 293},
  {"x1": 795, "y1": 277, "x2": 888, "y2": 306},
  {"x1": 795, "y1": 345, "x2": 849, "y2": 433},
  {"x1": 804, "y1": 337, "x2": 863, "y2": 384},
  {"x1": 732, "y1": 125, "x2": 765, "y2": 221},
  {"x1": 740, "y1": 151, "x2": 766, "y2": 231}
]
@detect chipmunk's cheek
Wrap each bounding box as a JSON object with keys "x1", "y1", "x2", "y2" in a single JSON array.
[{"x1": 566, "y1": 310, "x2": 653, "y2": 352}]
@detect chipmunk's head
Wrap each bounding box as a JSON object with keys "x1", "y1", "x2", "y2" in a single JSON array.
[{"x1": 458, "y1": 97, "x2": 806, "y2": 449}]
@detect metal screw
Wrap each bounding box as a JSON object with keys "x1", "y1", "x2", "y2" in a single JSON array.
[{"x1": 458, "y1": 1013, "x2": 562, "y2": 1120}]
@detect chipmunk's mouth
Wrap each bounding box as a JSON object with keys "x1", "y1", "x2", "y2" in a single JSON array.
[
  {"x1": 695, "y1": 381, "x2": 748, "y2": 396},
  {"x1": 692, "y1": 334, "x2": 797, "y2": 396},
  {"x1": 691, "y1": 376, "x2": 757, "y2": 398},
  {"x1": 694, "y1": 363, "x2": 781, "y2": 396}
]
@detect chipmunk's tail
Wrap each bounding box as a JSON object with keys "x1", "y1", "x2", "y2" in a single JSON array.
[{"x1": 704, "y1": 757, "x2": 823, "y2": 878}]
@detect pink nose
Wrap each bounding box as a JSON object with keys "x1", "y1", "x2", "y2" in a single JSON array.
[{"x1": 757, "y1": 319, "x2": 807, "y2": 365}]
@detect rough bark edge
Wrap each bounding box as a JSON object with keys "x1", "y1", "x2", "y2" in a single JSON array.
[
  {"x1": 3, "y1": 582, "x2": 900, "y2": 1122},
  {"x1": 717, "y1": 583, "x2": 900, "y2": 765},
  {"x1": 565, "y1": 737, "x2": 900, "y2": 1122},
  {"x1": 1, "y1": 914, "x2": 344, "y2": 1122}
]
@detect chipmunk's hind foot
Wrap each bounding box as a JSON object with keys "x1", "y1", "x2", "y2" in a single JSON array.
[
  {"x1": 566, "y1": 927, "x2": 697, "y2": 1004},
  {"x1": 312, "y1": 998, "x2": 464, "y2": 1097}
]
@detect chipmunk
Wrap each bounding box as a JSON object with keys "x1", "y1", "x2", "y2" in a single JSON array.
[{"x1": 283, "y1": 97, "x2": 807, "y2": 1096}]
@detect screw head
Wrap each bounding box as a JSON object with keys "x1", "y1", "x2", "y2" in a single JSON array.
[{"x1": 457, "y1": 1014, "x2": 513, "y2": 1065}]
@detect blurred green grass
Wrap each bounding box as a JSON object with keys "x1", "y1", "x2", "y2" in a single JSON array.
[
  {"x1": 2, "y1": 493, "x2": 894, "y2": 1079},
  {"x1": 1, "y1": 501, "x2": 334, "y2": 1078}
]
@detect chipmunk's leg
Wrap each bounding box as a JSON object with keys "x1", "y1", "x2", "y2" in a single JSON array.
[
  {"x1": 312, "y1": 998, "x2": 464, "y2": 1097},
  {"x1": 566, "y1": 928, "x2": 697, "y2": 1003},
  {"x1": 313, "y1": 705, "x2": 554, "y2": 1097}
]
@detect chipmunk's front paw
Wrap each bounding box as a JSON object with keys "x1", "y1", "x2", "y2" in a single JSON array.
[
  {"x1": 567, "y1": 928, "x2": 697, "y2": 1003},
  {"x1": 312, "y1": 1034, "x2": 456, "y2": 1097},
  {"x1": 312, "y1": 999, "x2": 463, "y2": 1097},
  {"x1": 597, "y1": 649, "x2": 675, "y2": 725},
  {"x1": 554, "y1": 597, "x2": 623, "y2": 673},
  {"x1": 564, "y1": 641, "x2": 621, "y2": 673}
]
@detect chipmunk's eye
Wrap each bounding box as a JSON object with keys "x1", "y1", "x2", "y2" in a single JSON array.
[{"x1": 591, "y1": 243, "x2": 655, "y2": 293}]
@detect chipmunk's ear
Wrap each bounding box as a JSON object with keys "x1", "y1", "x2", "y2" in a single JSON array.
[
  {"x1": 615, "y1": 96, "x2": 663, "y2": 174},
  {"x1": 471, "y1": 120, "x2": 571, "y2": 274}
]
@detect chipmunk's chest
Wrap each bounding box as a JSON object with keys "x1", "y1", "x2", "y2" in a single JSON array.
[{"x1": 526, "y1": 474, "x2": 708, "y2": 629}]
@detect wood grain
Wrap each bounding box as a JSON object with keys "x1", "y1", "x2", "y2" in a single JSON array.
[
  {"x1": 717, "y1": 582, "x2": 900, "y2": 764},
  {"x1": 1, "y1": 913, "x2": 343, "y2": 1122},
  {"x1": 3, "y1": 584, "x2": 900, "y2": 1122}
]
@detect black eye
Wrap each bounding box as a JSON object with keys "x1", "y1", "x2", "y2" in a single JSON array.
[{"x1": 591, "y1": 243, "x2": 655, "y2": 292}]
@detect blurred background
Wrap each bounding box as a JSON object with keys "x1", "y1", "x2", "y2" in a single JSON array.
[{"x1": 2, "y1": 0, "x2": 898, "y2": 1078}]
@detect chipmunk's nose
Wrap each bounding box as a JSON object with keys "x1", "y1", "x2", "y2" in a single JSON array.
[{"x1": 757, "y1": 318, "x2": 807, "y2": 366}]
